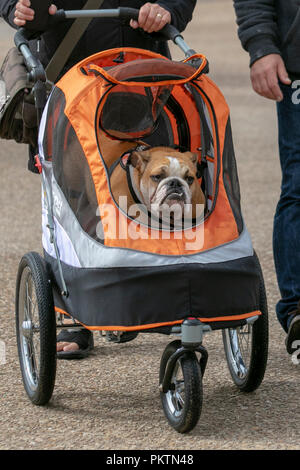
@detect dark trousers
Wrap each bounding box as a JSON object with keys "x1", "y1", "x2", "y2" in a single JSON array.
[{"x1": 274, "y1": 82, "x2": 300, "y2": 332}]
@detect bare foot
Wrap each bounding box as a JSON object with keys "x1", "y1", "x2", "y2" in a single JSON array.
[
  {"x1": 56, "y1": 341, "x2": 79, "y2": 352},
  {"x1": 56, "y1": 318, "x2": 81, "y2": 352}
]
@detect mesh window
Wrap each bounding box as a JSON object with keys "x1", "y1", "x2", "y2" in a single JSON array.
[
  {"x1": 223, "y1": 118, "x2": 243, "y2": 234},
  {"x1": 42, "y1": 87, "x2": 66, "y2": 161},
  {"x1": 99, "y1": 84, "x2": 173, "y2": 140},
  {"x1": 43, "y1": 87, "x2": 102, "y2": 242}
]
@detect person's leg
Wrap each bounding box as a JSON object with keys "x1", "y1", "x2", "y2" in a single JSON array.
[{"x1": 274, "y1": 83, "x2": 300, "y2": 337}]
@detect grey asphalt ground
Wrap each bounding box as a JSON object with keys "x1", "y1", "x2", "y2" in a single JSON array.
[{"x1": 0, "y1": 0, "x2": 299, "y2": 451}]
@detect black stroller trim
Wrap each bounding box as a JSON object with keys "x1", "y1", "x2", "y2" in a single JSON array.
[{"x1": 46, "y1": 251, "x2": 261, "y2": 330}]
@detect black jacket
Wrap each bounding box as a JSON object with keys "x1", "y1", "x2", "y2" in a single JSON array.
[
  {"x1": 0, "y1": 0, "x2": 196, "y2": 78},
  {"x1": 234, "y1": 0, "x2": 300, "y2": 76}
]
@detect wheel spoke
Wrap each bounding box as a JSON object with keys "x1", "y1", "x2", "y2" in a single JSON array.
[
  {"x1": 16, "y1": 253, "x2": 56, "y2": 406},
  {"x1": 223, "y1": 324, "x2": 253, "y2": 381},
  {"x1": 175, "y1": 390, "x2": 184, "y2": 409},
  {"x1": 175, "y1": 381, "x2": 185, "y2": 394},
  {"x1": 231, "y1": 330, "x2": 248, "y2": 377},
  {"x1": 19, "y1": 268, "x2": 40, "y2": 391},
  {"x1": 222, "y1": 267, "x2": 269, "y2": 393},
  {"x1": 160, "y1": 341, "x2": 202, "y2": 433},
  {"x1": 165, "y1": 360, "x2": 186, "y2": 417}
]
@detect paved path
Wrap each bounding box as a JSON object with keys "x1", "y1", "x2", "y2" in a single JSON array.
[{"x1": 0, "y1": 1, "x2": 299, "y2": 450}]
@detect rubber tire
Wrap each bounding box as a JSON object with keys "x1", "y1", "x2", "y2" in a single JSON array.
[
  {"x1": 16, "y1": 252, "x2": 56, "y2": 405},
  {"x1": 159, "y1": 340, "x2": 202, "y2": 433},
  {"x1": 222, "y1": 253, "x2": 269, "y2": 392}
]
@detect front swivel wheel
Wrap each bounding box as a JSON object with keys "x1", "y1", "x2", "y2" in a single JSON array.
[{"x1": 159, "y1": 340, "x2": 202, "y2": 433}]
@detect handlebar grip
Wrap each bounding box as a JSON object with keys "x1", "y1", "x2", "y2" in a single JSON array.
[
  {"x1": 118, "y1": 7, "x2": 139, "y2": 22},
  {"x1": 22, "y1": 0, "x2": 52, "y2": 31},
  {"x1": 47, "y1": 9, "x2": 67, "y2": 27},
  {"x1": 118, "y1": 7, "x2": 182, "y2": 43},
  {"x1": 14, "y1": 29, "x2": 46, "y2": 82},
  {"x1": 157, "y1": 24, "x2": 183, "y2": 42},
  {"x1": 14, "y1": 28, "x2": 30, "y2": 50}
]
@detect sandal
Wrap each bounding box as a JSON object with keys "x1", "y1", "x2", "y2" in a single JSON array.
[
  {"x1": 106, "y1": 331, "x2": 139, "y2": 343},
  {"x1": 57, "y1": 328, "x2": 94, "y2": 360}
]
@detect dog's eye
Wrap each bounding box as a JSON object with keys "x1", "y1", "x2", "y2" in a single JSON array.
[
  {"x1": 151, "y1": 174, "x2": 163, "y2": 183},
  {"x1": 186, "y1": 176, "x2": 194, "y2": 185}
]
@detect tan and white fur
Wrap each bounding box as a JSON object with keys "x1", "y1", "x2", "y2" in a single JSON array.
[{"x1": 111, "y1": 146, "x2": 205, "y2": 221}]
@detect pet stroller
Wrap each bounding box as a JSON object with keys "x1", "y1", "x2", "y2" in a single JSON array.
[{"x1": 14, "y1": 8, "x2": 268, "y2": 434}]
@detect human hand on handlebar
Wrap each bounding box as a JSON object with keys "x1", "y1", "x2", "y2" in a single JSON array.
[
  {"x1": 14, "y1": 0, "x2": 56, "y2": 27},
  {"x1": 130, "y1": 3, "x2": 171, "y2": 33},
  {"x1": 13, "y1": 0, "x2": 171, "y2": 33}
]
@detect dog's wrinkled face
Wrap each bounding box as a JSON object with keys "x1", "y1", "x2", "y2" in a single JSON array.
[{"x1": 131, "y1": 146, "x2": 202, "y2": 219}]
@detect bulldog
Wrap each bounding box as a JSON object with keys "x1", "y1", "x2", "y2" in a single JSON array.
[{"x1": 110, "y1": 146, "x2": 205, "y2": 224}]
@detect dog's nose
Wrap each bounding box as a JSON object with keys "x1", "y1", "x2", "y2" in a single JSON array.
[{"x1": 167, "y1": 179, "x2": 182, "y2": 191}]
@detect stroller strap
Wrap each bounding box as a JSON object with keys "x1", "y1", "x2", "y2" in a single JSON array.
[
  {"x1": 108, "y1": 147, "x2": 147, "y2": 205},
  {"x1": 46, "y1": 0, "x2": 105, "y2": 83}
]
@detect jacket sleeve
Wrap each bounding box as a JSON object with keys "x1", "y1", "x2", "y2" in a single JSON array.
[
  {"x1": 156, "y1": 0, "x2": 196, "y2": 32},
  {"x1": 233, "y1": 0, "x2": 281, "y2": 66},
  {"x1": 0, "y1": 0, "x2": 18, "y2": 28}
]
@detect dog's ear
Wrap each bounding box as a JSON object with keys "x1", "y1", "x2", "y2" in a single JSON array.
[
  {"x1": 130, "y1": 151, "x2": 151, "y2": 172},
  {"x1": 187, "y1": 152, "x2": 198, "y2": 167}
]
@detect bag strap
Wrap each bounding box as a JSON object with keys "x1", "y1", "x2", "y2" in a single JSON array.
[{"x1": 45, "y1": 0, "x2": 105, "y2": 83}]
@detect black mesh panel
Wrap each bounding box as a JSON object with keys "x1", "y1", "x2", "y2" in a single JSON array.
[
  {"x1": 100, "y1": 92, "x2": 153, "y2": 137},
  {"x1": 99, "y1": 84, "x2": 173, "y2": 140},
  {"x1": 223, "y1": 118, "x2": 243, "y2": 234},
  {"x1": 43, "y1": 87, "x2": 102, "y2": 242}
]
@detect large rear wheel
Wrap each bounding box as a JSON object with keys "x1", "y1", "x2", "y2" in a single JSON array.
[
  {"x1": 222, "y1": 255, "x2": 268, "y2": 392},
  {"x1": 16, "y1": 252, "x2": 56, "y2": 405}
]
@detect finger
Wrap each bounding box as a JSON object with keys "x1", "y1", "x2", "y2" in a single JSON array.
[
  {"x1": 49, "y1": 4, "x2": 57, "y2": 15},
  {"x1": 252, "y1": 75, "x2": 274, "y2": 100},
  {"x1": 130, "y1": 14, "x2": 168, "y2": 32},
  {"x1": 14, "y1": 18, "x2": 26, "y2": 26},
  {"x1": 15, "y1": 4, "x2": 34, "y2": 20},
  {"x1": 15, "y1": 11, "x2": 34, "y2": 21},
  {"x1": 19, "y1": 0, "x2": 31, "y2": 6},
  {"x1": 154, "y1": 13, "x2": 171, "y2": 31},
  {"x1": 56, "y1": 341, "x2": 65, "y2": 351},
  {"x1": 16, "y1": 1, "x2": 34, "y2": 13},
  {"x1": 266, "y1": 74, "x2": 284, "y2": 101},
  {"x1": 259, "y1": 78, "x2": 278, "y2": 100},
  {"x1": 147, "y1": 12, "x2": 169, "y2": 33},
  {"x1": 251, "y1": 66, "x2": 277, "y2": 100},
  {"x1": 138, "y1": 3, "x2": 154, "y2": 32},
  {"x1": 143, "y1": 8, "x2": 164, "y2": 33},
  {"x1": 130, "y1": 19, "x2": 139, "y2": 29},
  {"x1": 56, "y1": 341, "x2": 79, "y2": 352},
  {"x1": 277, "y1": 60, "x2": 291, "y2": 85},
  {"x1": 62, "y1": 342, "x2": 80, "y2": 352}
]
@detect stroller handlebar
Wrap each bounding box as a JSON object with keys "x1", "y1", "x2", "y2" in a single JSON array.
[
  {"x1": 54, "y1": 7, "x2": 196, "y2": 55},
  {"x1": 14, "y1": 28, "x2": 46, "y2": 83},
  {"x1": 15, "y1": 7, "x2": 196, "y2": 56},
  {"x1": 60, "y1": 7, "x2": 197, "y2": 56},
  {"x1": 118, "y1": 7, "x2": 183, "y2": 43},
  {"x1": 14, "y1": 7, "x2": 198, "y2": 83}
]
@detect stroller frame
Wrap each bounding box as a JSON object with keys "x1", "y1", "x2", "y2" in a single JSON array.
[{"x1": 14, "y1": 8, "x2": 268, "y2": 434}]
